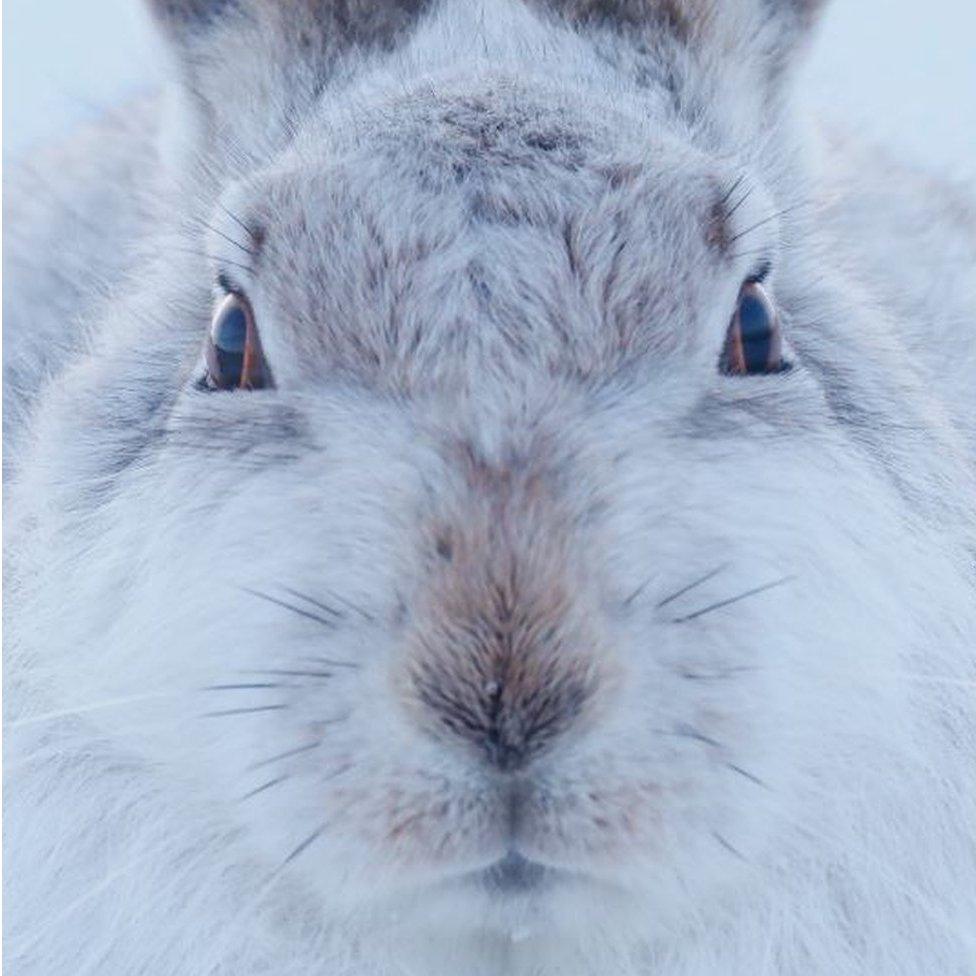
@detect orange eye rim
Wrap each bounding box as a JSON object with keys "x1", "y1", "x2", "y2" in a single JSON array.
[{"x1": 239, "y1": 302, "x2": 269, "y2": 391}]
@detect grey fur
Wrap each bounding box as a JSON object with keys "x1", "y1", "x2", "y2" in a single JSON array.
[{"x1": 4, "y1": 2, "x2": 975, "y2": 975}]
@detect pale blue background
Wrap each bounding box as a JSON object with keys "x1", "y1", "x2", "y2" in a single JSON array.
[{"x1": 4, "y1": 1, "x2": 975, "y2": 177}]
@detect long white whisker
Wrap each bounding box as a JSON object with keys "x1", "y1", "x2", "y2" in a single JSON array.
[
  {"x1": 195, "y1": 869, "x2": 287, "y2": 973},
  {"x1": 877, "y1": 673, "x2": 976, "y2": 688},
  {"x1": 5, "y1": 693, "x2": 172, "y2": 729},
  {"x1": 9, "y1": 852, "x2": 156, "y2": 957},
  {"x1": 784, "y1": 816, "x2": 976, "y2": 952}
]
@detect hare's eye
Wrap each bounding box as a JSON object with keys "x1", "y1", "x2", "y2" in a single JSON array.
[
  {"x1": 720, "y1": 281, "x2": 786, "y2": 376},
  {"x1": 204, "y1": 292, "x2": 271, "y2": 390}
]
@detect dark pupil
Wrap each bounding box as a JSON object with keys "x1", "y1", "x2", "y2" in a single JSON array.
[
  {"x1": 738, "y1": 292, "x2": 772, "y2": 373},
  {"x1": 212, "y1": 303, "x2": 248, "y2": 385}
]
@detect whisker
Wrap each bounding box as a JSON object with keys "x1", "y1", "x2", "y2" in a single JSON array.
[
  {"x1": 248, "y1": 740, "x2": 323, "y2": 771},
  {"x1": 785, "y1": 816, "x2": 976, "y2": 950},
  {"x1": 303, "y1": 655, "x2": 363, "y2": 670},
  {"x1": 242, "y1": 774, "x2": 290, "y2": 801},
  {"x1": 242, "y1": 587, "x2": 339, "y2": 629},
  {"x1": 198, "y1": 219, "x2": 256, "y2": 258},
  {"x1": 196, "y1": 872, "x2": 282, "y2": 974},
  {"x1": 725, "y1": 183, "x2": 755, "y2": 220},
  {"x1": 726, "y1": 762, "x2": 768, "y2": 788},
  {"x1": 204, "y1": 683, "x2": 280, "y2": 691},
  {"x1": 5, "y1": 693, "x2": 170, "y2": 728},
  {"x1": 665, "y1": 724, "x2": 722, "y2": 749},
  {"x1": 655, "y1": 563, "x2": 730, "y2": 610},
  {"x1": 172, "y1": 247, "x2": 253, "y2": 273},
  {"x1": 719, "y1": 174, "x2": 748, "y2": 207},
  {"x1": 323, "y1": 589, "x2": 376, "y2": 623},
  {"x1": 730, "y1": 201, "x2": 812, "y2": 245},
  {"x1": 217, "y1": 200, "x2": 256, "y2": 242},
  {"x1": 730, "y1": 213, "x2": 781, "y2": 244},
  {"x1": 728, "y1": 247, "x2": 776, "y2": 261},
  {"x1": 678, "y1": 665, "x2": 759, "y2": 681},
  {"x1": 281, "y1": 825, "x2": 327, "y2": 867},
  {"x1": 6, "y1": 851, "x2": 156, "y2": 956},
  {"x1": 202, "y1": 704, "x2": 287, "y2": 718},
  {"x1": 712, "y1": 831, "x2": 748, "y2": 861},
  {"x1": 280, "y1": 587, "x2": 345, "y2": 620},
  {"x1": 273, "y1": 768, "x2": 351, "y2": 871},
  {"x1": 672, "y1": 575, "x2": 796, "y2": 623},
  {"x1": 878, "y1": 673, "x2": 976, "y2": 688},
  {"x1": 622, "y1": 576, "x2": 655, "y2": 607},
  {"x1": 657, "y1": 726, "x2": 769, "y2": 788},
  {"x1": 240, "y1": 668, "x2": 347, "y2": 678}
]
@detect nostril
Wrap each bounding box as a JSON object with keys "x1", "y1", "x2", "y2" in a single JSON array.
[
  {"x1": 482, "y1": 678, "x2": 524, "y2": 771},
  {"x1": 405, "y1": 557, "x2": 602, "y2": 767},
  {"x1": 412, "y1": 660, "x2": 595, "y2": 772},
  {"x1": 484, "y1": 723, "x2": 527, "y2": 773}
]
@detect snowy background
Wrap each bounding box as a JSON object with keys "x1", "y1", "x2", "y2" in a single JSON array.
[{"x1": 3, "y1": 0, "x2": 975, "y2": 178}]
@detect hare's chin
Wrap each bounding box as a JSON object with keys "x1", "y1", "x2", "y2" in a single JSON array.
[{"x1": 383, "y1": 854, "x2": 629, "y2": 945}]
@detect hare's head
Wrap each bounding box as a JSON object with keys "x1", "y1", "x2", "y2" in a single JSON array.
[{"x1": 19, "y1": 0, "x2": 973, "y2": 968}]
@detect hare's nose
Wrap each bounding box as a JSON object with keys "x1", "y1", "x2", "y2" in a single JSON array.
[
  {"x1": 404, "y1": 587, "x2": 602, "y2": 771},
  {"x1": 402, "y1": 454, "x2": 607, "y2": 770},
  {"x1": 472, "y1": 673, "x2": 594, "y2": 771}
]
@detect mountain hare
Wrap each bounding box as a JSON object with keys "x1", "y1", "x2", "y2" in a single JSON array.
[{"x1": 4, "y1": 1, "x2": 975, "y2": 974}]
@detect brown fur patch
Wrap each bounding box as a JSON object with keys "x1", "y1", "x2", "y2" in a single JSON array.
[
  {"x1": 704, "y1": 186, "x2": 732, "y2": 257},
  {"x1": 535, "y1": 0, "x2": 716, "y2": 42},
  {"x1": 152, "y1": 0, "x2": 430, "y2": 51},
  {"x1": 793, "y1": 0, "x2": 830, "y2": 26},
  {"x1": 400, "y1": 439, "x2": 606, "y2": 771}
]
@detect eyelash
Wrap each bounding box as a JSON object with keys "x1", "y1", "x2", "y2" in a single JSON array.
[{"x1": 750, "y1": 260, "x2": 772, "y2": 284}]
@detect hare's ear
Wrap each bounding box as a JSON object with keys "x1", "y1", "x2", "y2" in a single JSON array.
[
  {"x1": 146, "y1": 0, "x2": 249, "y2": 58},
  {"x1": 763, "y1": 0, "x2": 831, "y2": 77},
  {"x1": 146, "y1": 0, "x2": 426, "y2": 61},
  {"x1": 772, "y1": 0, "x2": 831, "y2": 36},
  {"x1": 147, "y1": 0, "x2": 235, "y2": 35},
  {"x1": 145, "y1": 1, "x2": 426, "y2": 163},
  {"x1": 787, "y1": 0, "x2": 830, "y2": 23}
]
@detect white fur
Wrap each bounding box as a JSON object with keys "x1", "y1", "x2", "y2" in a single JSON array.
[{"x1": 4, "y1": 2, "x2": 976, "y2": 974}]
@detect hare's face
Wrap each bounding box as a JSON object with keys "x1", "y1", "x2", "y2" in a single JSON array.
[
  {"x1": 23, "y1": 74, "x2": 957, "y2": 954},
  {"x1": 14, "y1": 0, "x2": 973, "y2": 970}
]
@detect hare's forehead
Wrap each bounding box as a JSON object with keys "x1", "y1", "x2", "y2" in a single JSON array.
[
  {"x1": 225, "y1": 84, "x2": 744, "y2": 257},
  {"x1": 209, "y1": 92, "x2": 767, "y2": 387}
]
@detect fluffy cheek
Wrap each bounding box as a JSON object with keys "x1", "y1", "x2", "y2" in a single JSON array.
[
  {"x1": 21, "y1": 448, "x2": 524, "y2": 890},
  {"x1": 572, "y1": 437, "x2": 947, "y2": 909}
]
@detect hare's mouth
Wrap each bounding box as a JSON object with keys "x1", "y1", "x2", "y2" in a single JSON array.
[
  {"x1": 477, "y1": 851, "x2": 553, "y2": 894},
  {"x1": 460, "y1": 851, "x2": 595, "y2": 900}
]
